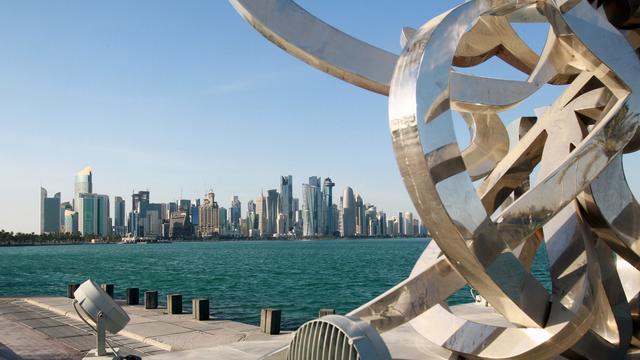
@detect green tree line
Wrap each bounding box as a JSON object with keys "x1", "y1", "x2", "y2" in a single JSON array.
[{"x1": 0, "y1": 230, "x2": 122, "y2": 246}]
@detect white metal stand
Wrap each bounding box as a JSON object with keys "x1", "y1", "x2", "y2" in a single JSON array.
[{"x1": 82, "y1": 311, "x2": 119, "y2": 359}]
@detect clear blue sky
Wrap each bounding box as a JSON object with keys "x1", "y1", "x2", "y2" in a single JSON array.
[{"x1": 1, "y1": 1, "x2": 638, "y2": 233}]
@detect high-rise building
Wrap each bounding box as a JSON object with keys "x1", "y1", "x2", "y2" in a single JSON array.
[
  {"x1": 266, "y1": 189, "x2": 279, "y2": 236},
  {"x1": 40, "y1": 188, "x2": 61, "y2": 234},
  {"x1": 355, "y1": 194, "x2": 365, "y2": 236},
  {"x1": 404, "y1": 212, "x2": 414, "y2": 236},
  {"x1": 132, "y1": 191, "x2": 150, "y2": 213},
  {"x1": 378, "y1": 211, "x2": 387, "y2": 237},
  {"x1": 59, "y1": 202, "x2": 72, "y2": 232},
  {"x1": 398, "y1": 212, "x2": 404, "y2": 236},
  {"x1": 198, "y1": 191, "x2": 219, "y2": 237},
  {"x1": 340, "y1": 187, "x2": 356, "y2": 237},
  {"x1": 230, "y1": 196, "x2": 241, "y2": 227},
  {"x1": 74, "y1": 166, "x2": 92, "y2": 209},
  {"x1": 279, "y1": 175, "x2": 293, "y2": 231},
  {"x1": 218, "y1": 207, "x2": 228, "y2": 234},
  {"x1": 77, "y1": 193, "x2": 110, "y2": 237},
  {"x1": 302, "y1": 177, "x2": 323, "y2": 237},
  {"x1": 256, "y1": 191, "x2": 267, "y2": 236},
  {"x1": 64, "y1": 210, "x2": 78, "y2": 234},
  {"x1": 247, "y1": 200, "x2": 256, "y2": 214},
  {"x1": 114, "y1": 196, "x2": 126, "y2": 236},
  {"x1": 277, "y1": 213, "x2": 287, "y2": 236},
  {"x1": 322, "y1": 178, "x2": 335, "y2": 235}
]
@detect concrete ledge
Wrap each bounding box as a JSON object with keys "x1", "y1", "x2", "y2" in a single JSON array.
[{"x1": 23, "y1": 296, "x2": 288, "y2": 353}]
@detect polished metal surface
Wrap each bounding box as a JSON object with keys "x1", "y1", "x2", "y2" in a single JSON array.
[{"x1": 230, "y1": 0, "x2": 640, "y2": 358}]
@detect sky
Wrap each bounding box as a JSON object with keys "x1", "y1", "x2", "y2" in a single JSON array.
[{"x1": 1, "y1": 1, "x2": 638, "y2": 233}]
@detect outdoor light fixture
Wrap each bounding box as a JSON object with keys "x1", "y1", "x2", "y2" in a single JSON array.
[{"x1": 73, "y1": 279, "x2": 130, "y2": 359}]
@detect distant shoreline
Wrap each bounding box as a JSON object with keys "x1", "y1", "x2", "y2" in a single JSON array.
[{"x1": 0, "y1": 235, "x2": 429, "y2": 248}]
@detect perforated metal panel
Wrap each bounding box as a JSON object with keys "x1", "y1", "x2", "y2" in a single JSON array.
[{"x1": 287, "y1": 315, "x2": 390, "y2": 360}]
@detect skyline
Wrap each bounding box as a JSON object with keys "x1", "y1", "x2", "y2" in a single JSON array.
[
  {"x1": 38, "y1": 166, "x2": 425, "y2": 239},
  {"x1": 2, "y1": 1, "x2": 640, "y2": 233}
]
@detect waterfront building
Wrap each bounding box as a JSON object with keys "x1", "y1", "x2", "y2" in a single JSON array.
[
  {"x1": 59, "y1": 202, "x2": 71, "y2": 232},
  {"x1": 419, "y1": 223, "x2": 428, "y2": 236},
  {"x1": 168, "y1": 212, "x2": 190, "y2": 238},
  {"x1": 404, "y1": 212, "x2": 414, "y2": 236},
  {"x1": 387, "y1": 219, "x2": 396, "y2": 236},
  {"x1": 294, "y1": 209, "x2": 303, "y2": 235},
  {"x1": 230, "y1": 196, "x2": 241, "y2": 228},
  {"x1": 378, "y1": 211, "x2": 387, "y2": 236},
  {"x1": 73, "y1": 166, "x2": 92, "y2": 209},
  {"x1": 114, "y1": 196, "x2": 126, "y2": 236},
  {"x1": 247, "y1": 200, "x2": 256, "y2": 214},
  {"x1": 266, "y1": 189, "x2": 279, "y2": 236},
  {"x1": 322, "y1": 178, "x2": 335, "y2": 235},
  {"x1": 77, "y1": 193, "x2": 110, "y2": 237},
  {"x1": 198, "y1": 191, "x2": 219, "y2": 237},
  {"x1": 340, "y1": 187, "x2": 356, "y2": 237},
  {"x1": 355, "y1": 194, "x2": 366, "y2": 236},
  {"x1": 256, "y1": 191, "x2": 267, "y2": 236},
  {"x1": 218, "y1": 207, "x2": 228, "y2": 234},
  {"x1": 129, "y1": 191, "x2": 165, "y2": 237},
  {"x1": 40, "y1": 188, "x2": 61, "y2": 234},
  {"x1": 413, "y1": 218, "x2": 420, "y2": 236},
  {"x1": 64, "y1": 210, "x2": 78, "y2": 234},
  {"x1": 132, "y1": 191, "x2": 150, "y2": 213},
  {"x1": 302, "y1": 177, "x2": 323, "y2": 236},
  {"x1": 332, "y1": 204, "x2": 339, "y2": 236},
  {"x1": 279, "y1": 175, "x2": 293, "y2": 231},
  {"x1": 398, "y1": 212, "x2": 404, "y2": 236},
  {"x1": 166, "y1": 202, "x2": 178, "y2": 219},
  {"x1": 277, "y1": 213, "x2": 287, "y2": 236}
]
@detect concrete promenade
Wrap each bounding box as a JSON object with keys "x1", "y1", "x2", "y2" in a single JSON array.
[
  {"x1": 1, "y1": 296, "x2": 588, "y2": 360},
  {"x1": 0, "y1": 296, "x2": 291, "y2": 359}
]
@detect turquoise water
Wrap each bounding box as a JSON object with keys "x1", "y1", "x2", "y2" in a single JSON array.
[{"x1": 0, "y1": 238, "x2": 550, "y2": 330}]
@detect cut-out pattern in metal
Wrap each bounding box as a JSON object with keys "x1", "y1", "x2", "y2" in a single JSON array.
[{"x1": 229, "y1": 0, "x2": 640, "y2": 358}]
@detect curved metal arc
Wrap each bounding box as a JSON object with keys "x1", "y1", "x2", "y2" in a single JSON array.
[{"x1": 228, "y1": 0, "x2": 397, "y2": 95}]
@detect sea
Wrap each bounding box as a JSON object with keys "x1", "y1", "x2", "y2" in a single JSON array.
[{"x1": 0, "y1": 238, "x2": 551, "y2": 330}]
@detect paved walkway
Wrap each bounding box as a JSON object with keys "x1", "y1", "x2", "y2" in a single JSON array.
[
  {"x1": 23, "y1": 296, "x2": 288, "y2": 353},
  {"x1": 0, "y1": 298, "x2": 166, "y2": 359}
]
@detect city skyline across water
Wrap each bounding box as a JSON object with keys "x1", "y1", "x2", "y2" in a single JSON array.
[
  {"x1": 3, "y1": 1, "x2": 639, "y2": 234},
  {"x1": 36, "y1": 166, "x2": 427, "y2": 239}
]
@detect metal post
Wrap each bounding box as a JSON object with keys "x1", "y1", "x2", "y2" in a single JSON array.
[{"x1": 96, "y1": 311, "x2": 106, "y2": 356}]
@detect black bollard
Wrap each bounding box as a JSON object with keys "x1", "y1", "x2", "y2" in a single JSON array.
[
  {"x1": 260, "y1": 308, "x2": 281, "y2": 335},
  {"x1": 100, "y1": 284, "x2": 114, "y2": 298},
  {"x1": 126, "y1": 288, "x2": 139, "y2": 305},
  {"x1": 192, "y1": 298, "x2": 210, "y2": 321},
  {"x1": 145, "y1": 291, "x2": 158, "y2": 309},
  {"x1": 67, "y1": 284, "x2": 80, "y2": 299},
  {"x1": 167, "y1": 294, "x2": 182, "y2": 314}
]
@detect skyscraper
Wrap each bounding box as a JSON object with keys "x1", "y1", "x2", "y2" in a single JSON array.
[
  {"x1": 230, "y1": 196, "x2": 241, "y2": 228},
  {"x1": 340, "y1": 187, "x2": 356, "y2": 237},
  {"x1": 279, "y1": 175, "x2": 293, "y2": 231},
  {"x1": 404, "y1": 212, "x2": 414, "y2": 236},
  {"x1": 256, "y1": 191, "x2": 267, "y2": 236},
  {"x1": 355, "y1": 194, "x2": 365, "y2": 236},
  {"x1": 114, "y1": 196, "x2": 126, "y2": 236},
  {"x1": 198, "y1": 191, "x2": 219, "y2": 237},
  {"x1": 247, "y1": 200, "x2": 256, "y2": 214},
  {"x1": 266, "y1": 189, "x2": 279, "y2": 236},
  {"x1": 302, "y1": 177, "x2": 322, "y2": 237},
  {"x1": 132, "y1": 191, "x2": 150, "y2": 213},
  {"x1": 322, "y1": 178, "x2": 335, "y2": 235},
  {"x1": 74, "y1": 166, "x2": 92, "y2": 209},
  {"x1": 40, "y1": 187, "x2": 61, "y2": 234},
  {"x1": 77, "y1": 193, "x2": 110, "y2": 237}
]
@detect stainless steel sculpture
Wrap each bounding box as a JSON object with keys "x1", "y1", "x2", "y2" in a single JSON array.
[{"x1": 229, "y1": 0, "x2": 640, "y2": 358}]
